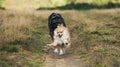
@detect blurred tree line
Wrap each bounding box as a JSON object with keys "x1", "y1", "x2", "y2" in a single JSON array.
[
  {"x1": 0, "y1": 0, "x2": 5, "y2": 9},
  {"x1": 0, "y1": 0, "x2": 120, "y2": 9},
  {"x1": 0, "y1": 0, "x2": 4, "y2": 7},
  {"x1": 67, "y1": 0, "x2": 120, "y2": 5}
]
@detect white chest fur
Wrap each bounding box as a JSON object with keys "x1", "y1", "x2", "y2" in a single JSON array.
[{"x1": 54, "y1": 30, "x2": 70, "y2": 45}]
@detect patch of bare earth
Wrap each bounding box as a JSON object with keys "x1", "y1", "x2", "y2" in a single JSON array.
[{"x1": 43, "y1": 54, "x2": 87, "y2": 67}]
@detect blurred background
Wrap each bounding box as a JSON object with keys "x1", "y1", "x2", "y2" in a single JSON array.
[
  {"x1": 0, "y1": 0, "x2": 120, "y2": 67},
  {"x1": 0, "y1": 0, "x2": 120, "y2": 10}
]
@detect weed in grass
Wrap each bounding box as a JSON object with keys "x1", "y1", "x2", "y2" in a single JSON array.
[
  {"x1": 79, "y1": 52, "x2": 89, "y2": 58},
  {"x1": 95, "y1": 46, "x2": 114, "y2": 53},
  {"x1": 0, "y1": 45, "x2": 20, "y2": 52},
  {"x1": 90, "y1": 31, "x2": 102, "y2": 35},
  {"x1": 102, "y1": 38, "x2": 118, "y2": 44}
]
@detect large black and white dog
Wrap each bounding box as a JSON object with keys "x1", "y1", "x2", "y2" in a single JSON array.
[{"x1": 48, "y1": 13, "x2": 66, "y2": 41}]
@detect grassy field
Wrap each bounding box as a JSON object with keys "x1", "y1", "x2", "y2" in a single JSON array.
[{"x1": 0, "y1": 8, "x2": 120, "y2": 67}]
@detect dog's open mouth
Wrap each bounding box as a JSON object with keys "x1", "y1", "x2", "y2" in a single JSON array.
[{"x1": 58, "y1": 34, "x2": 63, "y2": 38}]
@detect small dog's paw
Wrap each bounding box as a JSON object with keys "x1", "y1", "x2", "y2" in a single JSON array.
[
  {"x1": 43, "y1": 46, "x2": 49, "y2": 52},
  {"x1": 43, "y1": 45, "x2": 54, "y2": 53},
  {"x1": 47, "y1": 43, "x2": 57, "y2": 47},
  {"x1": 59, "y1": 49, "x2": 64, "y2": 55},
  {"x1": 54, "y1": 48, "x2": 59, "y2": 54},
  {"x1": 47, "y1": 44, "x2": 51, "y2": 46},
  {"x1": 59, "y1": 52, "x2": 64, "y2": 55}
]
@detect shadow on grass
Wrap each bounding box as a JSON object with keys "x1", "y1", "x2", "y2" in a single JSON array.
[{"x1": 37, "y1": 2, "x2": 120, "y2": 10}]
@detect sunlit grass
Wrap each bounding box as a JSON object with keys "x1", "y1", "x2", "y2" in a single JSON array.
[
  {"x1": 0, "y1": 10, "x2": 48, "y2": 67},
  {"x1": 0, "y1": 8, "x2": 120, "y2": 67}
]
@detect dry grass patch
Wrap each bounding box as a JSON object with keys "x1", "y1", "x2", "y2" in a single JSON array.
[{"x1": 0, "y1": 9, "x2": 120, "y2": 67}]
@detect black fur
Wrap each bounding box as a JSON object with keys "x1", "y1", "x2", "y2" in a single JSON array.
[{"x1": 48, "y1": 13, "x2": 66, "y2": 41}]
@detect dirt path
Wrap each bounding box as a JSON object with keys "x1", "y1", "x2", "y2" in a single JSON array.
[{"x1": 43, "y1": 53, "x2": 87, "y2": 67}]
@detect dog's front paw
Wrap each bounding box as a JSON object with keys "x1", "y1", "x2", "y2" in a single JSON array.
[
  {"x1": 47, "y1": 43, "x2": 57, "y2": 47},
  {"x1": 43, "y1": 44, "x2": 54, "y2": 52},
  {"x1": 42, "y1": 46, "x2": 49, "y2": 53},
  {"x1": 47, "y1": 44, "x2": 51, "y2": 46}
]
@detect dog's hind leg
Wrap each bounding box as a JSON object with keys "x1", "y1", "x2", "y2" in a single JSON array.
[
  {"x1": 59, "y1": 48, "x2": 64, "y2": 55},
  {"x1": 54, "y1": 48, "x2": 59, "y2": 54}
]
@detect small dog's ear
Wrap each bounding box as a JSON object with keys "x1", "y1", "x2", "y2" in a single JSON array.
[
  {"x1": 58, "y1": 24, "x2": 63, "y2": 27},
  {"x1": 57, "y1": 24, "x2": 61, "y2": 28},
  {"x1": 60, "y1": 24, "x2": 63, "y2": 26}
]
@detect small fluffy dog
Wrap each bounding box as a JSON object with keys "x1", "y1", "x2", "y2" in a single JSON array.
[
  {"x1": 47, "y1": 13, "x2": 70, "y2": 55},
  {"x1": 47, "y1": 24, "x2": 70, "y2": 55}
]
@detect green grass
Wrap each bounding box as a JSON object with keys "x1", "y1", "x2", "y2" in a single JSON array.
[
  {"x1": 0, "y1": 9, "x2": 120, "y2": 67},
  {"x1": 0, "y1": 10, "x2": 47, "y2": 67},
  {"x1": 66, "y1": 9, "x2": 120, "y2": 67},
  {"x1": 0, "y1": 45, "x2": 20, "y2": 52}
]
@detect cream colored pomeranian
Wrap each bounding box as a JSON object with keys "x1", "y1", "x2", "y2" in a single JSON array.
[{"x1": 47, "y1": 24, "x2": 71, "y2": 55}]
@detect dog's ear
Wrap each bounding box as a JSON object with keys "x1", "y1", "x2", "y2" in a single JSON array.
[
  {"x1": 57, "y1": 24, "x2": 61, "y2": 28},
  {"x1": 57, "y1": 24, "x2": 64, "y2": 28},
  {"x1": 60, "y1": 24, "x2": 63, "y2": 26}
]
